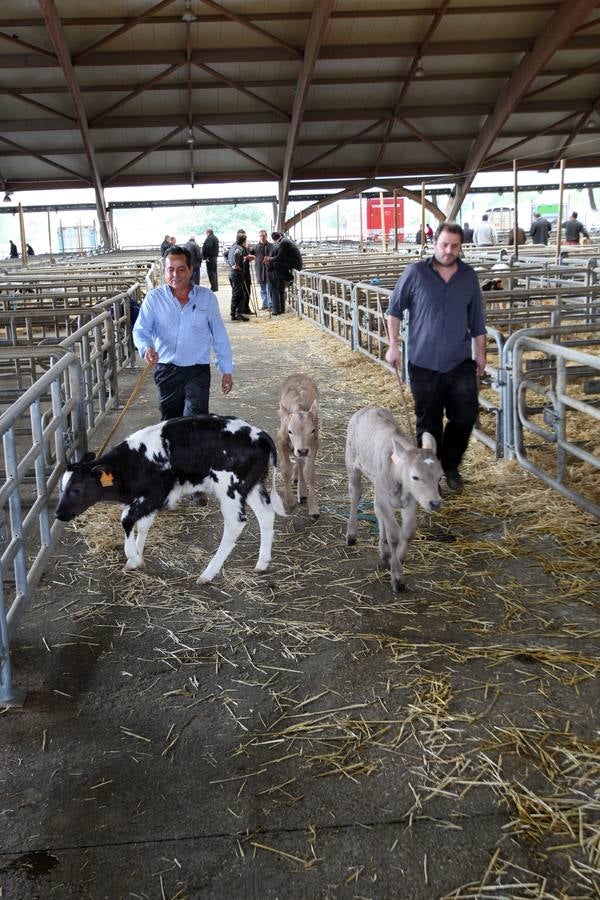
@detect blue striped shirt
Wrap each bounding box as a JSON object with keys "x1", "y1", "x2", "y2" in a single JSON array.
[
  {"x1": 133, "y1": 284, "x2": 233, "y2": 374},
  {"x1": 388, "y1": 257, "x2": 485, "y2": 373}
]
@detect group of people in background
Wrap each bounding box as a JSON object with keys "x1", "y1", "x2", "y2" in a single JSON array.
[
  {"x1": 461, "y1": 211, "x2": 590, "y2": 247},
  {"x1": 8, "y1": 240, "x2": 34, "y2": 258}
]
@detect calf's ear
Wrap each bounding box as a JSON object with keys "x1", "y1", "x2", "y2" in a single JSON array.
[
  {"x1": 391, "y1": 438, "x2": 407, "y2": 466},
  {"x1": 309, "y1": 399, "x2": 319, "y2": 419},
  {"x1": 92, "y1": 464, "x2": 115, "y2": 488},
  {"x1": 421, "y1": 432, "x2": 437, "y2": 453}
]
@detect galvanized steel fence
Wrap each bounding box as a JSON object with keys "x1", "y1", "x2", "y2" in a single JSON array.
[{"x1": 291, "y1": 270, "x2": 600, "y2": 517}]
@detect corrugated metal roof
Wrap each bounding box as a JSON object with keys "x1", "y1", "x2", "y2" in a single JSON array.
[{"x1": 0, "y1": 0, "x2": 599, "y2": 218}]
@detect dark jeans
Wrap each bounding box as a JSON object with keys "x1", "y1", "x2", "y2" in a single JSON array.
[
  {"x1": 268, "y1": 270, "x2": 286, "y2": 314},
  {"x1": 408, "y1": 358, "x2": 479, "y2": 473},
  {"x1": 191, "y1": 267, "x2": 200, "y2": 285},
  {"x1": 154, "y1": 363, "x2": 211, "y2": 420},
  {"x1": 229, "y1": 270, "x2": 245, "y2": 318},
  {"x1": 206, "y1": 257, "x2": 218, "y2": 291}
]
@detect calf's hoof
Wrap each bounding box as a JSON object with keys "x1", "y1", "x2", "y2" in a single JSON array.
[
  {"x1": 125, "y1": 556, "x2": 143, "y2": 571},
  {"x1": 254, "y1": 561, "x2": 270, "y2": 573},
  {"x1": 310, "y1": 513, "x2": 320, "y2": 521},
  {"x1": 299, "y1": 495, "x2": 307, "y2": 505},
  {"x1": 378, "y1": 556, "x2": 391, "y2": 571},
  {"x1": 391, "y1": 577, "x2": 406, "y2": 594},
  {"x1": 346, "y1": 534, "x2": 356, "y2": 546},
  {"x1": 196, "y1": 570, "x2": 215, "y2": 584}
]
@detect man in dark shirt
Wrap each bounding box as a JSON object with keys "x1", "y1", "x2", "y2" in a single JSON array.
[
  {"x1": 462, "y1": 222, "x2": 474, "y2": 243},
  {"x1": 160, "y1": 234, "x2": 171, "y2": 256},
  {"x1": 227, "y1": 230, "x2": 255, "y2": 321},
  {"x1": 251, "y1": 229, "x2": 273, "y2": 309},
  {"x1": 385, "y1": 222, "x2": 486, "y2": 492},
  {"x1": 562, "y1": 212, "x2": 588, "y2": 244},
  {"x1": 530, "y1": 212, "x2": 551, "y2": 245},
  {"x1": 184, "y1": 236, "x2": 202, "y2": 285},
  {"x1": 202, "y1": 228, "x2": 220, "y2": 291}
]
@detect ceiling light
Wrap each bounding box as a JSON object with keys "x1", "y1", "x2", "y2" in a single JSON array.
[
  {"x1": 3, "y1": 192, "x2": 11, "y2": 202},
  {"x1": 182, "y1": 0, "x2": 196, "y2": 23},
  {"x1": 185, "y1": 127, "x2": 195, "y2": 145},
  {"x1": 415, "y1": 58, "x2": 426, "y2": 79}
]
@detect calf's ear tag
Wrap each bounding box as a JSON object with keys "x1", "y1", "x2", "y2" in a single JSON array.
[{"x1": 100, "y1": 471, "x2": 114, "y2": 488}]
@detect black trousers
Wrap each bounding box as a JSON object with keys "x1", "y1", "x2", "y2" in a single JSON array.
[
  {"x1": 268, "y1": 270, "x2": 286, "y2": 314},
  {"x1": 154, "y1": 363, "x2": 211, "y2": 420},
  {"x1": 206, "y1": 257, "x2": 218, "y2": 291},
  {"x1": 408, "y1": 358, "x2": 479, "y2": 473},
  {"x1": 229, "y1": 270, "x2": 245, "y2": 318}
]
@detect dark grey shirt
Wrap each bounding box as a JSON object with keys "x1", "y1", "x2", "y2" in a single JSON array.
[{"x1": 388, "y1": 257, "x2": 486, "y2": 373}]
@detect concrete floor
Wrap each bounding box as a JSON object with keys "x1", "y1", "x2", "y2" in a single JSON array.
[{"x1": 1, "y1": 288, "x2": 599, "y2": 900}]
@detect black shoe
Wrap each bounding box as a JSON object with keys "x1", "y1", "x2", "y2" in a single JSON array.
[
  {"x1": 237, "y1": 314, "x2": 249, "y2": 322},
  {"x1": 444, "y1": 470, "x2": 464, "y2": 492}
]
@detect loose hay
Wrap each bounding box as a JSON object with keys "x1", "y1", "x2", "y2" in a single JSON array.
[{"x1": 50, "y1": 309, "x2": 599, "y2": 897}]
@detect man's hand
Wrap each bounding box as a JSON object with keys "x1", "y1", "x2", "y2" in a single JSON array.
[
  {"x1": 144, "y1": 348, "x2": 159, "y2": 366},
  {"x1": 221, "y1": 373, "x2": 233, "y2": 395},
  {"x1": 475, "y1": 352, "x2": 486, "y2": 378},
  {"x1": 385, "y1": 346, "x2": 402, "y2": 369},
  {"x1": 246, "y1": 254, "x2": 255, "y2": 262}
]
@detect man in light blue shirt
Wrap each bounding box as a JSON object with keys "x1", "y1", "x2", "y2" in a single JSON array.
[{"x1": 133, "y1": 245, "x2": 233, "y2": 420}]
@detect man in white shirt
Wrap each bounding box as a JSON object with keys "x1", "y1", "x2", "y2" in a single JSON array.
[{"x1": 474, "y1": 214, "x2": 497, "y2": 246}]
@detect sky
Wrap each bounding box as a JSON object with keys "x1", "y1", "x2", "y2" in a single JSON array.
[{"x1": 2, "y1": 166, "x2": 599, "y2": 254}]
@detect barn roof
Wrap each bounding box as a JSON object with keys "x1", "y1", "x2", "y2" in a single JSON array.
[{"x1": 1, "y1": 0, "x2": 599, "y2": 220}]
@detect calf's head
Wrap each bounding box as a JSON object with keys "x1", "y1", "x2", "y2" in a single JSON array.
[
  {"x1": 55, "y1": 452, "x2": 115, "y2": 522},
  {"x1": 283, "y1": 400, "x2": 318, "y2": 458},
  {"x1": 391, "y1": 432, "x2": 443, "y2": 512}
]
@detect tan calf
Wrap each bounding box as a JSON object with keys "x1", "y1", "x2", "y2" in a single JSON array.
[
  {"x1": 345, "y1": 407, "x2": 443, "y2": 592},
  {"x1": 277, "y1": 374, "x2": 319, "y2": 518}
]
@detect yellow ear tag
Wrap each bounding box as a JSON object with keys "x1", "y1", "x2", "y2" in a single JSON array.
[{"x1": 100, "y1": 471, "x2": 114, "y2": 488}]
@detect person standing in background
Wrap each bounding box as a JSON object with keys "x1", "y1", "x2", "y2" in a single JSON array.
[
  {"x1": 530, "y1": 212, "x2": 551, "y2": 245},
  {"x1": 562, "y1": 212, "x2": 589, "y2": 245},
  {"x1": 202, "y1": 228, "x2": 220, "y2": 292},
  {"x1": 251, "y1": 229, "x2": 273, "y2": 309},
  {"x1": 462, "y1": 222, "x2": 474, "y2": 243},
  {"x1": 184, "y1": 236, "x2": 202, "y2": 285},
  {"x1": 474, "y1": 214, "x2": 497, "y2": 246},
  {"x1": 160, "y1": 234, "x2": 171, "y2": 256}
]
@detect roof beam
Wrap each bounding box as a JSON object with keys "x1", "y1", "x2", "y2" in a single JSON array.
[
  {"x1": 0, "y1": 7, "x2": 569, "y2": 29},
  {"x1": 0, "y1": 134, "x2": 92, "y2": 182},
  {"x1": 373, "y1": 0, "x2": 452, "y2": 174},
  {"x1": 196, "y1": 0, "x2": 302, "y2": 58},
  {"x1": 294, "y1": 120, "x2": 387, "y2": 174},
  {"x1": 10, "y1": 153, "x2": 600, "y2": 193},
  {"x1": 523, "y1": 54, "x2": 600, "y2": 99},
  {"x1": 278, "y1": 0, "x2": 336, "y2": 226},
  {"x1": 552, "y1": 95, "x2": 600, "y2": 163},
  {"x1": 15, "y1": 65, "x2": 600, "y2": 95},
  {"x1": 444, "y1": 0, "x2": 599, "y2": 220},
  {"x1": 283, "y1": 181, "x2": 445, "y2": 232},
  {"x1": 191, "y1": 61, "x2": 290, "y2": 119},
  {"x1": 0, "y1": 83, "x2": 77, "y2": 121},
  {"x1": 38, "y1": 0, "x2": 111, "y2": 248},
  {"x1": 89, "y1": 63, "x2": 186, "y2": 125},
  {"x1": 4, "y1": 97, "x2": 600, "y2": 134},
  {"x1": 485, "y1": 111, "x2": 580, "y2": 163},
  {"x1": 0, "y1": 30, "x2": 56, "y2": 59},
  {"x1": 73, "y1": 0, "x2": 177, "y2": 62},
  {"x1": 192, "y1": 123, "x2": 280, "y2": 179},
  {"x1": 5, "y1": 36, "x2": 600, "y2": 69},
  {"x1": 104, "y1": 126, "x2": 187, "y2": 185}
]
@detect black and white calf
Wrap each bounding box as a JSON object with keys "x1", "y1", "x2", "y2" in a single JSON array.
[{"x1": 55, "y1": 415, "x2": 286, "y2": 583}]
